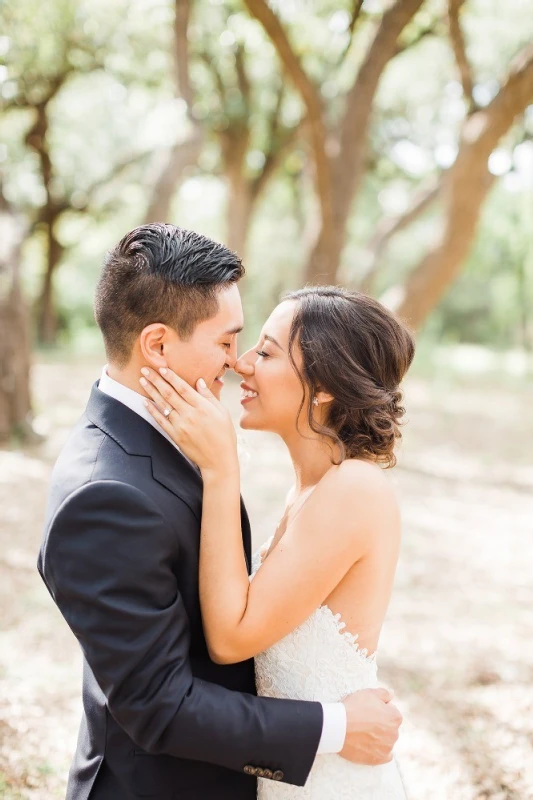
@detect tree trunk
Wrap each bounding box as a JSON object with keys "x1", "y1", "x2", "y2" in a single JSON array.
[
  {"x1": 36, "y1": 222, "x2": 64, "y2": 346},
  {"x1": 0, "y1": 205, "x2": 33, "y2": 442},
  {"x1": 242, "y1": 0, "x2": 335, "y2": 242},
  {"x1": 226, "y1": 168, "x2": 254, "y2": 258},
  {"x1": 221, "y1": 125, "x2": 253, "y2": 258},
  {"x1": 393, "y1": 44, "x2": 533, "y2": 329},
  {"x1": 303, "y1": 0, "x2": 425, "y2": 284},
  {"x1": 303, "y1": 221, "x2": 346, "y2": 285},
  {"x1": 144, "y1": 135, "x2": 203, "y2": 223}
]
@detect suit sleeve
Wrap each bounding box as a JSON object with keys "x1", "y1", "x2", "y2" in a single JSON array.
[{"x1": 39, "y1": 480, "x2": 322, "y2": 786}]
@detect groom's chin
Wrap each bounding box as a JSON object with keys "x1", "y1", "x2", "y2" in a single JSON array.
[{"x1": 211, "y1": 379, "x2": 224, "y2": 399}]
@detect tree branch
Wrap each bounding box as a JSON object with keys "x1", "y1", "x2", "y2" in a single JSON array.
[
  {"x1": 448, "y1": 0, "x2": 476, "y2": 113},
  {"x1": 333, "y1": 0, "x2": 365, "y2": 69},
  {"x1": 395, "y1": 14, "x2": 444, "y2": 56},
  {"x1": 198, "y1": 50, "x2": 228, "y2": 111},
  {"x1": 335, "y1": 0, "x2": 425, "y2": 215},
  {"x1": 234, "y1": 42, "x2": 251, "y2": 114},
  {"x1": 174, "y1": 0, "x2": 195, "y2": 113},
  {"x1": 144, "y1": 0, "x2": 204, "y2": 223},
  {"x1": 242, "y1": 0, "x2": 334, "y2": 232},
  {"x1": 359, "y1": 179, "x2": 441, "y2": 292},
  {"x1": 392, "y1": 43, "x2": 533, "y2": 328},
  {"x1": 267, "y1": 80, "x2": 286, "y2": 148},
  {"x1": 252, "y1": 120, "x2": 302, "y2": 200}
]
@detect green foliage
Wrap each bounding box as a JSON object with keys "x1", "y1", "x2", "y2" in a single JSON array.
[{"x1": 1, "y1": 0, "x2": 532, "y2": 349}]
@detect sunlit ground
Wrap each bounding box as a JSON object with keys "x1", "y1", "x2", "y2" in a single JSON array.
[{"x1": 0, "y1": 353, "x2": 532, "y2": 799}]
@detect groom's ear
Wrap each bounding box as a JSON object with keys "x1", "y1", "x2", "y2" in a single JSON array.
[{"x1": 139, "y1": 323, "x2": 173, "y2": 368}]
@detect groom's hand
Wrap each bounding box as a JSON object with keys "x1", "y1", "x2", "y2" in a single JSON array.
[{"x1": 340, "y1": 688, "x2": 402, "y2": 765}]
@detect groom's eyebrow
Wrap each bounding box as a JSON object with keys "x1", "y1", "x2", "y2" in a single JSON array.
[{"x1": 223, "y1": 325, "x2": 244, "y2": 335}]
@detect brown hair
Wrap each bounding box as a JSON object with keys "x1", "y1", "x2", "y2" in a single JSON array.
[
  {"x1": 94, "y1": 224, "x2": 244, "y2": 367},
  {"x1": 284, "y1": 286, "x2": 415, "y2": 468}
]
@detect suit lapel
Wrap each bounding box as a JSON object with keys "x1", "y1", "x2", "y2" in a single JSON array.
[
  {"x1": 149, "y1": 427, "x2": 203, "y2": 520},
  {"x1": 85, "y1": 382, "x2": 252, "y2": 571},
  {"x1": 150, "y1": 430, "x2": 252, "y2": 571}
]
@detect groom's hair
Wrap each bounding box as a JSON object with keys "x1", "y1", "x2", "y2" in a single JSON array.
[{"x1": 94, "y1": 223, "x2": 244, "y2": 366}]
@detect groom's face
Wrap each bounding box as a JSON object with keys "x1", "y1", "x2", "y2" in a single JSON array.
[{"x1": 165, "y1": 284, "x2": 244, "y2": 400}]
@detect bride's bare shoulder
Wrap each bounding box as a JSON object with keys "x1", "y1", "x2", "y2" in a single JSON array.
[
  {"x1": 326, "y1": 458, "x2": 395, "y2": 495},
  {"x1": 312, "y1": 459, "x2": 399, "y2": 532}
]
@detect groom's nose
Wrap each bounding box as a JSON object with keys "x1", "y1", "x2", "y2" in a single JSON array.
[{"x1": 224, "y1": 339, "x2": 239, "y2": 369}]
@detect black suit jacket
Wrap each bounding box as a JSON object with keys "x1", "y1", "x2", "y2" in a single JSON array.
[{"x1": 38, "y1": 383, "x2": 323, "y2": 800}]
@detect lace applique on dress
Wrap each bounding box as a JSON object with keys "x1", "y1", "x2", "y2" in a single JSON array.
[{"x1": 250, "y1": 536, "x2": 406, "y2": 799}]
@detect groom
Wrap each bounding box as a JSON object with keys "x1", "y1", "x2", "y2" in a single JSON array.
[{"x1": 38, "y1": 224, "x2": 402, "y2": 800}]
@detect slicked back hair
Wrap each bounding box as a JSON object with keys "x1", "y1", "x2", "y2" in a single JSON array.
[{"x1": 94, "y1": 224, "x2": 245, "y2": 366}]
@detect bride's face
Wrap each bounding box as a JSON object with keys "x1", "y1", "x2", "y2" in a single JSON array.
[{"x1": 235, "y1": 300, "x2": 311, "y2": 436}]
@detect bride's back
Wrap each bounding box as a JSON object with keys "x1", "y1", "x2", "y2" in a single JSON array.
[
  {"x1": 275, "y1": 458, "x2": 402, "y2": 658},
  {"x1": 321, "y1": 460, "x2": 401, "y2": 656},
  {"x1": 252, "y1": 459, "x2": 405, "y2": 799}
]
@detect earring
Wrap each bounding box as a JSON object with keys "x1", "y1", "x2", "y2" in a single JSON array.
[{"x1": 312, "y1": 397, "x2": 319, "y2": 406}]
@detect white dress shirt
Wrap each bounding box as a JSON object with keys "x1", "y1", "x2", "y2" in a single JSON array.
[{"x1": 98, "y1": 367, "x2": 347, "y2": 755}]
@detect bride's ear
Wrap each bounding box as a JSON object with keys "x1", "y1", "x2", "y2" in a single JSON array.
[
  {"x1": 314, "y1": 389, "x2": 334, "y2": 406},
  {"x1": 139, "y1": 323, "x2": 172, "y2": 369}
]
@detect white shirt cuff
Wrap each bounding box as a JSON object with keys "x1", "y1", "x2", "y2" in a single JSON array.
[{"x1": 317, "y1": 702, "x2": 347, "y2": 754}]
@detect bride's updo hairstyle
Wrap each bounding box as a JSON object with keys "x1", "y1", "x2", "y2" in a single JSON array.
[{"x1": 284, "y1": 286, "x2": 415, "y2": 468}]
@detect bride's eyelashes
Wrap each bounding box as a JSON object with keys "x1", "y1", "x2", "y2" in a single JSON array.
[{"x1": 255, "y1": 350, "x2": 270, "y2": 358}]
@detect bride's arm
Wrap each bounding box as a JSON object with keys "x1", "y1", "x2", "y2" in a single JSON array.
[
  {"x1": 141, "y1": 367, "x2": 399, "y2": 665},
  {"x1": 199, "y1": 462, "x2": 396, "y2": 664}
]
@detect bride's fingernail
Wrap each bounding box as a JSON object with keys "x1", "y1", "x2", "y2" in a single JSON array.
[
  {"x1": 159, "y1": 367, "x2": 167, "y2": 375},
  {"x1": 139, "y1": 377, "x2": 147, "y2": 387},
  {"x1": 141, "y1": 367, "x2": 150, "y2": 377}
]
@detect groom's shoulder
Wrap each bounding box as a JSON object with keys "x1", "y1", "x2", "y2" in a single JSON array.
[
  {"x1": 46, "y1": 411, "x2": 152, "y2": 517},
  {"x1": 55, "y1": 410, "x2": 146, "y2": 483}
]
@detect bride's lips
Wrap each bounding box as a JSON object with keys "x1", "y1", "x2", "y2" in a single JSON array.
[{"x1": 240, "y1": 382, "x2": 258, "y2": 406}]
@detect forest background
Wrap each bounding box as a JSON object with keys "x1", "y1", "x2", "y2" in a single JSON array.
[{"x1": 0, "y1": 0, "x2": 532, "y2": 797}]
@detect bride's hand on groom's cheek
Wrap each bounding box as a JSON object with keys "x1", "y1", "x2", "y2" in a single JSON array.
[{"x1": 139, "y1": 367, "x2": 238, "y2": 474}]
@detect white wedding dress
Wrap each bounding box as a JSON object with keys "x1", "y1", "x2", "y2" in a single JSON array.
[{"x1": 251, "y1": 536, "x2": 407, "y2": 800}]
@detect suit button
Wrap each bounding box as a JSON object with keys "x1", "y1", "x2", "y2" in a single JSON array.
[
  {"x1": 256, "y1": 769, "x2": 266, "y2": 778},
  {"x1": 262, "y1": 769, "x2": 273, "y2": 779},
  {"x1": 272, "y1": 770, "x2": 284, "y2": 781},
  {"x1": 244, "y1": 765, "x2": 254, "y2": 775}
]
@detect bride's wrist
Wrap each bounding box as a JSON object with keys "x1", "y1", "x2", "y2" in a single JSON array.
[{"x1": 201, "y1": 461, "x2": 240, "y2": 484}]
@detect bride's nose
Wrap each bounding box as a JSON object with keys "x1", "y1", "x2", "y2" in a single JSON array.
[{"x1": 235, "y1": 349, "x2": 255, "y2": 377}]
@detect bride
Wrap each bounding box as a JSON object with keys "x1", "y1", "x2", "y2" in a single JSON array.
[{"x1": 142, "y1": 285, "x2": 414, "y2": 798}]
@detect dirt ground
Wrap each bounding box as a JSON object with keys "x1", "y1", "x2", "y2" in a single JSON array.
[{"x1": 0, "y1": 356, "x2": 532, "y2": 799}]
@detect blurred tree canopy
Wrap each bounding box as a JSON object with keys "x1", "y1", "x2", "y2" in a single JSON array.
[{"x1": 0, "y1": 0, "x2": 532, "y2": 439}]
